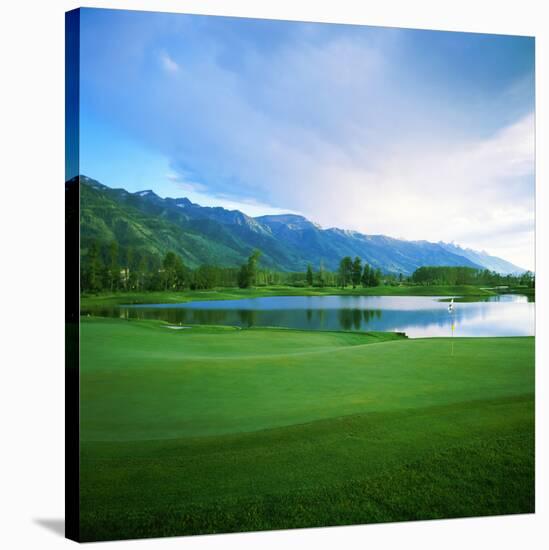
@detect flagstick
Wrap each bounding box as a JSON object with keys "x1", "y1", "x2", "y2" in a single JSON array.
[{"x1": 448, "y1": 298, "x2": 455, "y2": 357}]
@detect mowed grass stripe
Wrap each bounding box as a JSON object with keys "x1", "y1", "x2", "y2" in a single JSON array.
[
  {"x1": 80, "y1": 318, "x2": 534, "y2": 440},
  {"x1": 80, "y1": 395, "x2": 534, "y2": 541}
]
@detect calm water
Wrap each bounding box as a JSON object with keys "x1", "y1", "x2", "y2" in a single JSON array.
[{"x1": 86, "y1": 294, "x2": 535, "y2": 338}]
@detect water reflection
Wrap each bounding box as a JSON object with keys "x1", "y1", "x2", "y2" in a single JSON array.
[{"x1": 83, "y1": 294, "x2": 534, "y2": 338}]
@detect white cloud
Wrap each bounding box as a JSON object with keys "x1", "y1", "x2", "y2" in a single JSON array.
[
  {"x1": 165, "y1": 171, "x2": 207, "y2": 193},
  {"x1": 160, "y1": 51, "x2": 179, "y2": 73},
  {"x1": 170, "y1": 43, "x2": 534, "y2": 269},
  {"x1": 83, "y1": 22, "x2": 535, "y2": 269},
  {"x1": 159, "y1": 45, "x2": 534, "y2": 267},
  {"x1": 281, "y1": 111, "x2": 535, "y2": 269},
  {"x1": 163, "y1": 171, "x2": 294, "y2": 217}
]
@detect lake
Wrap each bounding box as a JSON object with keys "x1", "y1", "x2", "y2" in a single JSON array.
[{"x1": 86, "y1": 294, "x2": 534, "y2": 338}]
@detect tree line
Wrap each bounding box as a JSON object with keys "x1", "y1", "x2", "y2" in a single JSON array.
[
  {"x1": 81, "y1": 241, "x2": 346, "y2": 293},
  {"x1": 410, "y1": 266, "x2": 534, "y2": 287},
  {"x1": 235, "y1": 254, "x2": 383, "y2": 290},
  {"x1": 81, "y1": 240, "x2": 532, "y2": 294},
  {"x1": 336, "y1": 256, "x2": 382, "y2": 289}
]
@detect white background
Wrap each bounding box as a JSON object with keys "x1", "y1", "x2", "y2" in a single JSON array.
[{"x1": 0, "y1": 0, "x2": 547, "y2": 548}]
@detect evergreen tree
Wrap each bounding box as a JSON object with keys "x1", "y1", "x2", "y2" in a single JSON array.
[
  {"x1": 174, "y1": 255, "x2": 188, "y2": 289},
  {"x1": 247, "y1": 249, "x2": 262, "y2": 286},
  {"x1": 237, "y1": 250, "x2": 262, "y2": 289},
  {"x1": 108, "y1": 241, "x2": 120, "y2": 291},
  {"x1": 338, "y1": 256, "x2": 353, "y2": 288},
  {"x1": 136, "y1": 254, "x2": 148, "y2": 291},
  {"x1": 372, "y1": 268, "x2": 382, "y2": 287},
  {"x1": 306, "y1": 264, "x2": 314, "y2": 286},
  {"x1": 123, "y1": 246, "x2": 134, "y2": 290},
  {"x1": 237, "y1": 264, "x2": 250, "y2": 288},
  {"x1": 361, "y1": 263, "x2": 371, "y2": 287},
  {"x1": 352, "y1": 257, "x2": 362, "y2": 288},
  {"x1": 84, "y1": 241, "x2": 103, "y2": 292},
  {"x1": 162, "y1": 251, "x2": 178, "y2": 290},
  {"x1": 318, "y1": 260, "x2": 325, "y2": 288}
]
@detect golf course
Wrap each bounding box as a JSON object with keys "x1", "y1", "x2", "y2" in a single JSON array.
[
  {"x1": 68, "y1": 8, "x2": 537, "y2": 543},
  {"x1": 79, "y1": 316, "x2": 535, "y2": 541}
]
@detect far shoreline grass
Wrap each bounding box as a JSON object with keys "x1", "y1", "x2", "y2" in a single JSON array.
[{"x1": 79, "y1": 283, "x2": 525, "y2": 308}]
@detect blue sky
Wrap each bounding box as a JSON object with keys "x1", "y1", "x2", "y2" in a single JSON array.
[{"x1": 78, "y1": 8, "x2": 535, "y2": 269}]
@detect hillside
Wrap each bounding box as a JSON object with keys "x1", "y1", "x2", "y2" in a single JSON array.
[{"x1": 74, "y1": 176, "x2": 525, "y2": 274}]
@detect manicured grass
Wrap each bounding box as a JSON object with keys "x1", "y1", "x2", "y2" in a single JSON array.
[
  {"x1": 79, "y1": 318, "x2": 534, "y2": 541},
  {"x1": 80, "y1": 319, "x2": 406, "y2": 440},
  {"x1": 81, "y1": 284, "x2": 497, "y2": 308}
]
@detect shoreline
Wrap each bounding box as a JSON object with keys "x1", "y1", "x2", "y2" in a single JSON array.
[{"x1": 80, "y1": 284, "x2": 532, "y2": 308}]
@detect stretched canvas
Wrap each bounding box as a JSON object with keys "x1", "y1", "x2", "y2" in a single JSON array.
[{"x1": 66, "y1": 7, "x2": 535, "y2": 543}]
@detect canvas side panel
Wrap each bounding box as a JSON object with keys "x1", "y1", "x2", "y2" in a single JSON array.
[{"x1": 65, "y1": 7, "x2": 80, "y2": 543}]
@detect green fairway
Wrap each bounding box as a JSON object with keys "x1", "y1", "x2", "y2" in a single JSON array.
[
  {"x1": 79, "y1": 318, "x2": 534, "y2": 541},
  {"x1": 81, "y1": 284, "x2": 499, "y2": 308}
]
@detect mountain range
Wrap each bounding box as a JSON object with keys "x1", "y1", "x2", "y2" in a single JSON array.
[{"x1": 75, "y1": 175, "x2": 525, "y2": 275}]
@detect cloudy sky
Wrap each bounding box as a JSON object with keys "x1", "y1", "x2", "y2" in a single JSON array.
[{"x1": 78, "y1": 9, "x2": 535, "y2": 270}]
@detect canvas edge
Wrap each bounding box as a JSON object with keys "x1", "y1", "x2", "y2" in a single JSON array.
[{"x1": 65, "y1": 7, "x2": 81, "y2": 543}]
